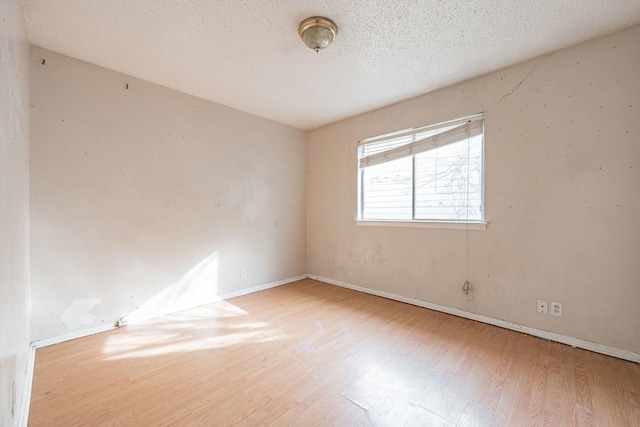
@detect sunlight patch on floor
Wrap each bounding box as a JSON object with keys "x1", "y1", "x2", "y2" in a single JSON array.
[
  {"x1": 102, "y1": 329, "x2": 287, "y2": 360},
  {"x1": 102, "y1": 300, "x2": 286, "y2": 360}
]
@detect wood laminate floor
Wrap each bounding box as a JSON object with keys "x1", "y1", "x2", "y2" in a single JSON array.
[{"x1": 29, "y1": 279, "x2": 640, "y2": 426}]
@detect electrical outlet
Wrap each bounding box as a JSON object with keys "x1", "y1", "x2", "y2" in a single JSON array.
[
  {"x1": 241, "y1": 269, "x2": 247, "y2": 279},
  {"x1": 551, "y1": 302, "x2": 563, "y2": 316},
  {"x1": 536, "y1": 299, "x2": 548, "y2": 314}
]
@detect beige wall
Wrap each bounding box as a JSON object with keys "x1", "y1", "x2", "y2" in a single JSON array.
[
  {"x1": 307, "y1": 26, "x2": 640, "y2": 354},
  {"x1": 30, "y1": 47, "x2": 307, "y2": 342},
  {"x1": 0, "y1": 0, "x2": 31, "y2": 425},
  {"x1": 22, "y1": 18, "x2": 640, "y2": 359}
]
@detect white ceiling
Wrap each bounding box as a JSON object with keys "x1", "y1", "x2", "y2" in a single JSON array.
[{"x1": 22, "y1": 1, "x2": 640, "y2": 130}]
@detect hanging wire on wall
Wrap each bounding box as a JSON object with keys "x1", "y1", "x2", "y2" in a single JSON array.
[{"x1": 462, "y1": 130, "x2": 473, "y2": 307}]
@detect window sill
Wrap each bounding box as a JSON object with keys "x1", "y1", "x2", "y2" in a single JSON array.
[{"x1": 356, "y1": 220, "x2": 487, "y2": 230}]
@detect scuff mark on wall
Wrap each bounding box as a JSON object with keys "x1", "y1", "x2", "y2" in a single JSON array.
[{"x1": 61, "y1": 298, "x2": 102, "y2": 330}]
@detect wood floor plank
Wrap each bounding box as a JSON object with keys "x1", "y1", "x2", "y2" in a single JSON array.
[
  {"x1": 456, "y1": 370, "x2": 505, "y2": 426},
  {"x1": 402, "y1": 406, "x2": 455, "y2": 427},
  {"x1": 29, "y1": 279, "x2": 640, "y2": 426},
  {"x1": 355, "y1": 362, "x2": 434, "y2": 427}
]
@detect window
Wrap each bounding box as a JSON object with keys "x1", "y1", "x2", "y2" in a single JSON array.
[{"x1": 357, "y1": 113, "x2": 484, "y2": 224}]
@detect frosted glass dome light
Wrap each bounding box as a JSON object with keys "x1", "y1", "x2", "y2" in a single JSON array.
[{"x1": 299, "y1": 17, "x2": 338, "y2": 52}]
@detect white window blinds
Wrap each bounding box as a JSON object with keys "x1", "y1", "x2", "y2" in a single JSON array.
[{"x1": 358, "y1": 114, "x2": 484, "y2": 169}]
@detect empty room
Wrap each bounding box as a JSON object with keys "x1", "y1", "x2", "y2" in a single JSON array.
[{"x1": 2, "y1": 0, "x2": 640, "y2": 426}]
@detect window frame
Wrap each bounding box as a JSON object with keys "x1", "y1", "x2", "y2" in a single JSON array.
[{"x1": 356, "y1": 113, "x2": 487, "y2": 229}]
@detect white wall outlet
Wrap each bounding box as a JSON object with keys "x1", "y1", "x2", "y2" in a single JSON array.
[
  {"x1": 241, "y1": 269, "x2": 247, "y2": 279},
  {"x1": 551, "y1": 302, "x2": 563, "y2": 316},
  {"x1": 536, "y1": 299, "x2": 548, "y2": 314}
]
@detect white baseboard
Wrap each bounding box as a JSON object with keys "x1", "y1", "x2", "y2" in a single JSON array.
[
  {"x1": 17, "y1": 344, "x2": 36, "y2": 427},
  {"x1": 219, "y1": 274, "x2": 307, "y2": 300},
  {"x1": 307, "y1": 274, "x2": 640, "y2": 364},
  {"x1": 33, "y1": 323, "x2": 117, "y2": 349},
  {"x1": 31, "y1": 274, "x2": 306, "y2": 349},
  {"x1": 123, "y1": 274, "x2": 309, "y2": 327}
]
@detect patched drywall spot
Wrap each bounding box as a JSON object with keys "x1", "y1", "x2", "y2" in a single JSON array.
[
  {"x1": 228, "y1": 176, "x2": 268, "y2": 220},
  {"x1": 61, "y1": 298, "x2": 102, "y2": 330}
]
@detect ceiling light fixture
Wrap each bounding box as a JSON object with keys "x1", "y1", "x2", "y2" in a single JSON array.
[{"x1": 298, "y1": 16, "x2": 338, "y2": 52}]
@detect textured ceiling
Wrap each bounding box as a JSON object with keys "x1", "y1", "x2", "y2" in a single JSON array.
[{"x1": 22, "y1": 0, "x2": 640, "y2": 130}]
